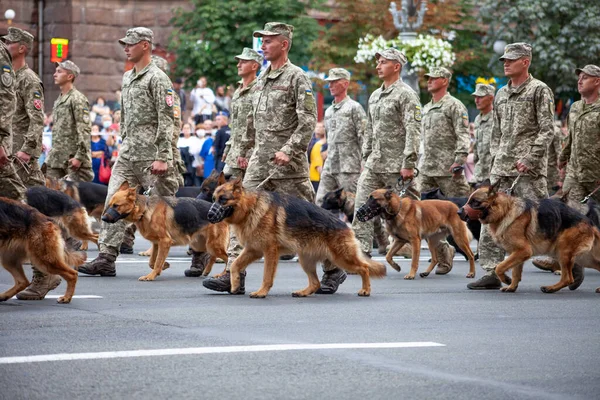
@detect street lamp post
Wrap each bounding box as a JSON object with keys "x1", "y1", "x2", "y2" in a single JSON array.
[
  {"x1": 4, "y1": 9, "x2": 16, "y2": 25},
  {"x1": 389, "y1": 1, "x2": 428, "y2": 93}
]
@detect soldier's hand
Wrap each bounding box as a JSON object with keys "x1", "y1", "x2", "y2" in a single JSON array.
[
  {"x1": 400, "y1": 168, "x2": 414, "y2": 181},
  {"x1": 449, "y1": 162, "x2": 463, "y2": 177},
  {"x1": 516, "y1": 160, "x2": 530, "y2": 173},
  {"x1": 69, "y1": 158, "x2": 81, "y2": 170},
  {"x1": 0, "y1": 146, "x2": 8, "y2": 167},
  {"x1": 558, "y1": 160, "x2": 567, "y2": 169},
  {"x1": 151, "y1": 160, "x2": 168, "y2": 175},
  {"x1": 221, "y1": 154, "x2": 226, "y2": 162},
  {"x1": 16, "y1": 151, "x2": 31, "y2": 163},
  {"x1": 274, "y1": 151, "x2": 290, "y2": 166},
  {"x1": 237, "y1": 157, "x2": 248, "y2": 169}
]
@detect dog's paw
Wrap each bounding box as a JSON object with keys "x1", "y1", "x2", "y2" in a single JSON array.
[
  {"x1": 540, "y1": 286, "x2": 558, "y2": 293},
  {"x1": 596, "y1": 287, "x2": 600, "y2": 293},
  {"x1": 403, "y1": 275, "x2": 415, "y2": 280},
  {"x1": 249, "y1": 291, "x2": 267, "y2": 298},
  {"x1": 500, "y1": 286, "x2": 517, "y2": 293},
  {"x1": 0, "y1": 295, "x2": 9, "y2": 302},
  {"x1": 138, "y1": 274, "x2": 156, "y2": 281},
  {"x1": 292, "y1": 291, "x2": 311, "y2": 297},
  {"x1": 57, "y1": 296, "x2": 71, "y2": 304},
  {"x1": 466, "y1": 272, "x2": 475, "y2": 279},
  {"x1": 553, "y1": 270, "x2": 561, "y2": 276},
  {"x1": 357, "y1": 289, "x2": 370, "y2": 297},
  {"x1": 389, "y1": 262, "x2": 401, "y2": 272},
  {"x1": 419, "y1": 272, "x2": 430, "y2": 278}
]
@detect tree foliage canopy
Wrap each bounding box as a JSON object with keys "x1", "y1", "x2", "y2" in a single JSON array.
[
  {"x1": 169, "y1": 0, "x2": 322, "y2": 87},
  {"x1": 481, "y1": 0, "x2": 600, "y2": 94}
]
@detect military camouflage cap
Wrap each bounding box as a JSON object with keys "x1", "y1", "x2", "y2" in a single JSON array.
[
  {"x1": 499, "y1": 42, "x2": 532, "y2": 61},
  {"x1": 375, "y1": 48, "x2": 407, "y2": 66},
  {"x1": 424, "y1": 67, "x2": 452, "y2": 80},
  {"x1": 119, "y1": 27, "x2": 153, "y2": 45},
  {"x1": 151, "y1": 55, "x2": 169, "y2": 72},
  {"x1": 253, "y1": 22, "x2": 294, "y2": 40},
  {"x1": 234, "y1": 47, "x2": 263, "y2": 64},
  {"x1": 325, "y1": 68, "x2": 351, "y2": 81},
  {"x1": 2, "y1": 27, "x2": 34, "y2": 50},
  {"x1": 575, "y1": 64, "x2": 600, "y2": 78},
  {"x1": 471, "y1": 83, "x2": 496, "y2": 97},
  {"x1": 56, "y1": 60, "x2": 80, "y2": 77}
]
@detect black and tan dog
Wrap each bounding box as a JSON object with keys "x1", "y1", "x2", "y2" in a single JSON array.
[
  {"x1": 25, "y1": 186, "x2": 99, "y2": 253},
  {"x1": 101, "y1": 182, "x2": 229, "y2": 281},
  {"x1": 0, "y1": 197, "x2": 85, "y2": 303},
  {"x1": 197, "y1": 170, "x2": 228, "y2": 202},
  {"x1": 460, "y1": 182, "x2": 600, "y2": 293},
  {"x1": 356, "y1": 188, "x2": 476, "y2": 280},
  {"x1": 207, "y1": 178, "x2": 386, "y2": 298}
]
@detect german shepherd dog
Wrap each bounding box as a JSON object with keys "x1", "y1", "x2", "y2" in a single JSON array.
[
  {"x1": 421, "y1": 188, "x2": 481, "y2": 260},
  {"x1": 25, "y1": 186, "x2": 99, "y2": 254},
  {"x1": 207, "y1": 178, "x2": 387, "y2": 298},
  {"x1": 0, "y1": 197, "x2": 85, "y2": 303},
  {"x1": 460, "y1": 182, "x2": 600, "y2": 293},
  {"x1": 102, "y1": 182, "x2": 229, "y2": 281},
  {"x1": 356, "y1": 189, "x2": 476, "y2": 280},
  {"x1": 196, "y1": 170, "x2": 228, "y2": 202}
]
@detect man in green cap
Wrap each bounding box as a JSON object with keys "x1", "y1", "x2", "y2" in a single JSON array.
[
  {"x1": 203, "y1": 22, "x2": 317, "y2": 294},
  {"x1": 468, "y1": 42, "x2": 555, "y2": 290},
  {"x1": 471, "y1": 83, "x2": 495, "y2": 185},
  {"x1": 79, "y1": 27, "x2": 178, "y2": 277},
  {"x1": 3, "y1": 27, "x2": 45, "y2": 188},
  {"x1": 351, "y1": 48, "x2": 421, "y2": 259},
  {"x1": 46, "y1": 60, "x2": 94, "y2": 182}
]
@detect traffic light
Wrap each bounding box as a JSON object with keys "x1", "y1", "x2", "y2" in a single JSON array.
[{"x1": 50, "y1": 38, "x2": 69, "y2": 62}]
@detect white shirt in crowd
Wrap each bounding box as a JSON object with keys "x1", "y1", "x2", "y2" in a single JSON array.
[
  {"x1": 178, "y1": 134, "x2": 203, "y2": 167},
  {"x1": 190, "y1": 87, "x2": 215, "y2": 117}
]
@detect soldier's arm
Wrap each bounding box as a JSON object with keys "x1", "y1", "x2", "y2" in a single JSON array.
[
  {"x1": 472, "y1": 125, "x2": 479, "y2": 165},
  {"x1": 279, "y1": 74, "x2": 316, "y2": 159},
  {"x1": 362, "y1": 105, "x2": 373, "y2": 162},
  {"x1": 119, "y1": 90, "x2": 126, "y2": 140},
  {"x1": 20, "y1": 80, "x2": 45, "y2": 156},
  {"x1": 239, "y1": 110, "x2": 255, "y2": 158},
  {"x1": 523, "y1": 86, "x2": 555, "y2": 168},
  {"x1": 151, "y1": 76, "x2": 175, "y2": 162},
  {"x1": 559, "y1": 113, "x2": 572, "y2": 164},
  {"x1": 73, "y1": 95, "x2": 91, "y2": 162},
  {"x1": 450, "y1": 102, "x2": 470, "y2": 166},
  {"x1": 352, "y1": 102, "x2": 367, "y2": 153},
  {"x1": 490, "y1": 102, "x2": 501, "y2": 159},
  {"x1": 401, "y1": 94, "x2": 422, "y2": 169}
]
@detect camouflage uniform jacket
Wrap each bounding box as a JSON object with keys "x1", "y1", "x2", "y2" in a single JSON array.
[
  {"x1": 420, "y1": 93, "x2": 470, "y2": 177},
  {"x1": 0, "y1": 42, "x2": 16, "y2": 153},
  {"x1": 13, "y1": 64, "x2": 44, "y2": 158},
  {"x1": 323, "y1": 96, "x2": 366, "y2": 174},
  {"x1": 224, "y1": 78, "x2": 257, "y2": 168},
  {"x1": 363, "y1": 79, "x2": 421, "y2": 172},
  {"x1": 47, "y1": 87, "x2": 92, "y2": 168},
  {"x1": 245, "y1": 59, "x2": 316, "y2": 181},
  {"x1": 472, "y1": 110, "x2": 494, "y2": 182},
  {"x1": 490, "y1": 75, "x2": 555, "y2": 177},
  {"x1": 119, "y1": 62, "x2": 174, "y2": 163},
  {"x1": 559, "y1": 98, "x2": 600, "y2": 182}
]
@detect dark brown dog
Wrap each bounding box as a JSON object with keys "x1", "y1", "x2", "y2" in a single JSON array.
[
  {"x1": 356, "y1": 188, "x2": 476, "y2": 280},
  {"x1": 102, "y1": 182, "x2": 229, "y2": 281},
  {"x1": 207, "y1": 178, "x2": 386, "y2": 298},
  {"x1": 461, "y1": 182, "x2": 600, "y2": 293},
  {"x1": 0, "y1": 197, "x2": 85, "y2": 303}
]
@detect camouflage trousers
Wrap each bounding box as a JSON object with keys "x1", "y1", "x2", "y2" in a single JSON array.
[
  {"x1": 546, "y1": 165, "x2": 561, "y2": 195},
  {"x1": 562, "y1": 174, "x2": 600, "y2": 204},
  {"x1": 352, "y1": 168, "x2": 420, "y2": 254},
  {"x1": 0, "y1": 159, "x2": 26, "y2": 201},
  {"x1": 479, "y1": 174, "x2": 548, "y2": 274},
  {"x1": 315, "y1": 171, "x2": 360, "y2": 206},
  {"x1": 98, "y1": 157, "x2": 179, "y2": 257},
  {"x1": 224, "y1": 176, "x2": 315, "y2": 272},
  {"x1": 13, "y1": 156, "x2": 45, "y2": 188},
  {"x1": 46, "y1": 165, "x2": 94, "y2": 182}
]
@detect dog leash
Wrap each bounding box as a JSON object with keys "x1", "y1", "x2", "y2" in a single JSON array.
[
  {"x1": 504, "y1": 170, "x2": 539, "y2": 196},
  {"x1": 13, "y1": 156, "x2": 30, "y2": 175},
  {"x1": 256, "y1": 171, "x2": 276, "y2": 190},
  {"x1": 396, "y1": 168, "x2": 419, "y2": 197},
  {"x1": 581, "y1": 184, "x2": 600, "y2": 204}
]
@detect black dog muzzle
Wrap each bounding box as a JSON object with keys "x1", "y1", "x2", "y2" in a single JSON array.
[
  {"x1": 356, "y1": 203, "x2": 381, "y2": 222},
  {"x1": 102, "y1": 207, "x2": 130, "y2": 223},
  {"x1": 207, "y1": 202, "x2": 233, "y2": 223}
]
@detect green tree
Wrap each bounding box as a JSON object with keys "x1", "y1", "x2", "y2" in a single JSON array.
[
  {"x1": 480, "y1": 0, "x2": 600, "y2": 95},
  {"x1": 170, "y1": 0, "x2": 323, "y2": 87}
]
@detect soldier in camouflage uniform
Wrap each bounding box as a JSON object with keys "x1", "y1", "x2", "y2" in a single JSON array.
[
  {"x1": 471, "y1": 84, "x2": 495, "y2": 185},
  {"x1": 468, "y1": 43, "x2": 555, "y2": 290},
  {"x1": 0, "y1": 40, "x2": 27, "y2": 200},
  {"x1": 3, "y1": 27, "x2": 45, "y2": 188},
  {"x1": 533, "y1": 65, "x2": 600, "y2": 281},
  {"x1": 546, "y1": 122, "x2": 563, "y2": 195},
  {"x1": 184, "y1": 49, "x2": 262, "y2": 278},
  {"x1": 203, "y1": 22, "x2": 317, "y2": 293},
  {"x1": 79, "y1": 27, "x2": 178, "y2": 276},
  {"x1": 351, "y1": 48, "x2": 421, "y2": 258},
  {"x1": 418, "y1": 67, "x2": 471, "y2": 274},
  {"x1": 46, "y1": 60, "x2": 93, "y2": 182}
]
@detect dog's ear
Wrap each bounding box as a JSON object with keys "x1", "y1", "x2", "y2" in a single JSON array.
[
  {"x1": 334, "y1": 187, "x2": 344, "y2": 197},
  {"x1": 41, "y1": 162, "x2": 47, "y2": 175},
  {"x1": 119, "y1": 181, "x2": 130, "y2": 191},
  {"x1": 129, "y1": 185, "x2": 139, "y2": 197},
  {"x1": 481, "y1": 178, "x2": 491, "y2": 188},
  {"x1": 217, "y1": 171, "x2": 226, "y2": 185},
  {"x1": 384, "y1": 189, "x2": 393, "y2": 200},
  {"x1": 232, "y1": 176, "x2": 243, "y2": 190},
  {"x1": 488, "y1": 180, "x2": 502, "y2": 196},
  {"x1": 384, "y1": 185, "x2": 393, "y2": 190}
]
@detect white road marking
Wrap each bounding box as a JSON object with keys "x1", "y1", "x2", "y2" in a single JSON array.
[
  {"x1": 0, "y1": 342, "x2": 445, "y2": 364},
  {"x1": 10, "y1": 295, "x2": 103, "y2": 300}
]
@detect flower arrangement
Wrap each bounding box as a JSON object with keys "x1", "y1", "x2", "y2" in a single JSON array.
[{"x1": 355, "y1": 33, "x2": 456, "y2": 74}]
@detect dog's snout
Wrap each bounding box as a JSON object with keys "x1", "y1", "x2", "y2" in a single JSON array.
[{"x1": 457, "y1": 207, "x2": 468, "y2": 222}]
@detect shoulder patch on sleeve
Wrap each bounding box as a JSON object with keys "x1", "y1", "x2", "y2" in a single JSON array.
[
  {"x1": 305, "y1": 89, "x2": 313, "y2": 96},
  {"x1": 415, "y1": 105, "x2": 422, "y2": 122},
  {"x1": 33, "y1": 91, "x2": 42, "y2": 99},
  {"x1": 166, "y1": 88, "x2": 174, "y2": 107},
  {"x1": 462, "y1": 112, "x2": 469, "y2": 127}
]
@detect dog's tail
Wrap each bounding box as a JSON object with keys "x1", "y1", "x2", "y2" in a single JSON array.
[
  {"x1": 64, "y1": 245, "x2": 87, "y2": 268},
  {"x1": 29, "y1": 221, "x2": 87, "y2": 270},
  {"x1": 362, "y1": 255, "x2": 387, "y2": 278}
]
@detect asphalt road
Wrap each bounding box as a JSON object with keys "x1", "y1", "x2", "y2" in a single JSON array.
[{"x1": 1, "y1": 237, "x2": 599, "y2": 400}]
